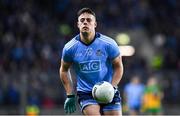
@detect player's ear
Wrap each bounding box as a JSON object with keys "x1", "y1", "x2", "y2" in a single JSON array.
[
  {"x1": 77, "y1": 21, "x2": 80, "y2": 28},
  {"x1": 94, "y1": 21, "x2": 97, "y2": 28}
]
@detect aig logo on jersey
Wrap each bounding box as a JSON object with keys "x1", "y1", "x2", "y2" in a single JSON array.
[{"x1": 79, "y1": 60, "x2": 101, "y2": 73}]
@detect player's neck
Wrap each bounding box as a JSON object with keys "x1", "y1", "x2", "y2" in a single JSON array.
[{"x1": 80, "y1": 31, "x2": 95, "y2": 44}]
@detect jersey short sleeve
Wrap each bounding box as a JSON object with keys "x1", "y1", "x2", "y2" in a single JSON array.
[
  {"x1": 62, "y1": 47, "x2": 73, "y2": 62},
  {"x1": 108, "y1": 40, "x2": 120, "y2": 60},
  {"x1": 61, "y1": 37, "x2": 78, "y2": 62}
]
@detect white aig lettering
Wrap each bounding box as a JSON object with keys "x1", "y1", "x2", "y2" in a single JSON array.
[{"x1": 79, "y1": 60, "x2": 101, "y2": 73}]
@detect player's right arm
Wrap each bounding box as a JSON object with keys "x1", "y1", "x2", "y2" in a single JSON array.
[
  {"x1": 59, "y1": 59, "x2": 74, "y2": 95},
  {"x1": 60, "y1": 59, "x2": 76, "y2": 114}
]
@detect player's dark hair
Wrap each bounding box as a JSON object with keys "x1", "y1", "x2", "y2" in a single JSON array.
[{"x1": 77, "y1": 7, "x2": 96, "y2": 18}]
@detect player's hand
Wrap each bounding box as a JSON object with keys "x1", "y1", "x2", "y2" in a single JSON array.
[{"x1": 64, "y1": 95, "x2": 76, "y2": 114}]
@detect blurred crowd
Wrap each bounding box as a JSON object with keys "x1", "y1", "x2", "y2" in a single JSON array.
[{"x1": 0, "y1": 0, "x2": 180, "y2": 114}]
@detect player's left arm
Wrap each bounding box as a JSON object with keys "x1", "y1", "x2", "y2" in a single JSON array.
[{"x1": 111, "y1": 55, "x2": 124, "y2": 87}]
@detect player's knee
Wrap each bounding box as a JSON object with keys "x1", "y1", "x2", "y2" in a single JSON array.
[
  {"x1": 83, "y1": 104, "x2": 101, "y2": 115},
  {"x1": 103, "y1": 110, "x2": 122, "y2": 116}
]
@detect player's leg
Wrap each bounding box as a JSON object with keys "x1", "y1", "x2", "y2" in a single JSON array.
[
  {"x1": 77, "y1": 91, "x2": 101, "y2": 115},
  {"x1": 103, "y1": 109, "x2": 122, "y2": 115},
  {"x1": 102, "y1": 89, "x2": 122, "y2": 115},
  {"x1": 83, "y1": 104, "x2": 101, "y2": 115}
]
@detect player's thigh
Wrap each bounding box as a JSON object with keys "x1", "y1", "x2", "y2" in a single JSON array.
[
  {"x1": 103, "y1": 109, "x2": 122, "y2": 116},
  {"x1": 83, "y1": 104, "x2": 101, "y2": 115},
  {"x1": 103, "y1": 88, "x2": 122, "y2": 115}
]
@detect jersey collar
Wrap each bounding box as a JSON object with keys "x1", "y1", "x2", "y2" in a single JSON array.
[{"x1": 75, "y1": 32, "x2": 101, "y2": 46}]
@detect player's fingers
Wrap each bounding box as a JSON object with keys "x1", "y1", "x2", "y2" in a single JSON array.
[
  {"x1": 73, "y1": 104, "x2": 76, "y2": 112},
  {"x1": 65, "y1": 104, "x2": 70, "y2": 114},
  {"x1": 71, "y1": 105, "x2": 75, "y2": 113},
  {"x1": 64, "y1": 104, "x2": 68, "y2": 113},
  {"x1": 69, "y1": 106, "x2": 73, "y2": 114},
  {"x1": 66, "y1": 105, "x2": 69, "y2": 114}
]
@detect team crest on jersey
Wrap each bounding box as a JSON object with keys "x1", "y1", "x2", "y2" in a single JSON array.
[
  {"x1": 96, "y1": 49, "x2": 102, "y2": 56},
  {"x1": 79, "y1": 60, "x2": 101, "y2": 73}
]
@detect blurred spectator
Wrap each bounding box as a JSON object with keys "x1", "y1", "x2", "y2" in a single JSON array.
[
  {"x1": 141, "y1": 76, "x2": 163, "y2": 115},
  {"x1": 123, "y1": 75, "x2": 145, "y2": 115},
  {"x1": 42, "y1": 96, "x2": 55, "y2": 109},
  {"x1": 4, "y1": 80, "x2": 20, "y2": 106},
  {"x1": 26, "y1": 104, "x2": 40, "y2": 116}
]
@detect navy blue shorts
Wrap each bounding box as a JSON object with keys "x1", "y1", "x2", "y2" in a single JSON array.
[{"x1": 77, "y1": 89, "x2": 122, "y2": 113}]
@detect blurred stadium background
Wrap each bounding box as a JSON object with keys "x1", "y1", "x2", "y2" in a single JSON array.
[{"x1": 0, "y1": 0, "x2": 180, "y2": 115}]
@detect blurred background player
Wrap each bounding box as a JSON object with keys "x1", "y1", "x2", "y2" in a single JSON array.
[
  {"x1": 141, "y1": 76, "x2": 163, "y2": 115},
  {"x1": 123, "y1": 75, "x2": 144, "y2": 115},
  {"x1": 59, "y1": 8, "x2": 123, "y2": 115}
]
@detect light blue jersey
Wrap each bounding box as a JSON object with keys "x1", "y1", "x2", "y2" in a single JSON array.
[
  {"x1": 124, "y1": 83, "x2": 144, "y2": 108},
  {"x1": 62, "y1": 33, "x2": 120, "y2": 92}
]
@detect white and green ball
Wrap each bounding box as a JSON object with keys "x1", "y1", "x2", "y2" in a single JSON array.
[{"x1": 92, "y1": 81, "x2": 115, "y2": 104}]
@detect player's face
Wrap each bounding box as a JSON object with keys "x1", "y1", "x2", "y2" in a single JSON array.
[{"x1": 77, "y1": 13, "x2": 97, "y2": 33}]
